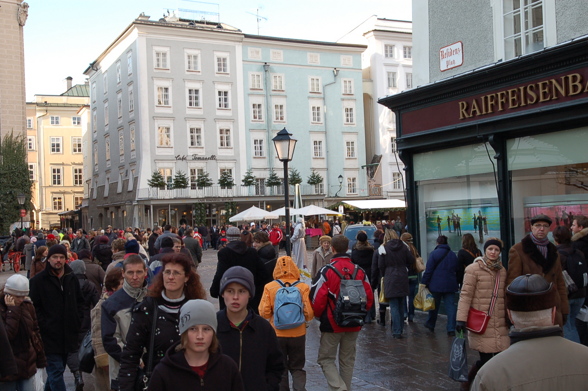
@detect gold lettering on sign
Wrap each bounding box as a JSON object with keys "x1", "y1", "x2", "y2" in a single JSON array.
[{"x1": 457, "y1": 72, "x2": 588, "y2": 119}]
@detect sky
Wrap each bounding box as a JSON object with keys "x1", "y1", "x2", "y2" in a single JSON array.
[{"x1": 23, "y1": 0, "x2": 412, "y2": 100}]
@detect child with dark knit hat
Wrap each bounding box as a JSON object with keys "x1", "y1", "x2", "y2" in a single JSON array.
[
  {"x1": 147, "y1": 299, "x2": 244, "y2": 391},
  {"x1": 216, "y1": 266, "x2": 284, "y2": 391}
]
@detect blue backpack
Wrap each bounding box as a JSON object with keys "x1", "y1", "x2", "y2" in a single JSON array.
[{"x1": 274, "y1": 280, "x2": 305, "y2": 330}]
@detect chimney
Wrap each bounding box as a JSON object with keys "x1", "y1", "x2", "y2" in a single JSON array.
[{"x1": 66, "y1": 76, "x2": 73, "y2": 90}]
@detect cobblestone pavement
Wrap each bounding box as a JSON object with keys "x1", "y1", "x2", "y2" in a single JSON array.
[{"x1": 1, "y1": 248, "x2": 475, "y2": 390}]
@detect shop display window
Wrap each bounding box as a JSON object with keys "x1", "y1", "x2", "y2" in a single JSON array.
[
  {"x1": 509, "y1": 127, "x2": 588, "y2": 243},
  {"x1": 415, "y1": 143, "x2": 499, "y2": 259}
]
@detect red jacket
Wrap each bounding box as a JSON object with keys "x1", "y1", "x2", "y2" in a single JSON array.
[
  {"x1": 310, "y1": 255, "x2": 374, "y2": 333},
  {"x1": 268, "y1": 228, "x2": 283, "y2": 246}
]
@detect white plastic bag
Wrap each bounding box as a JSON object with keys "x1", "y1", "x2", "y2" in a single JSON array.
[
  {"x1": 299, "y1": 267, "x2": 312, "y2": 286},
  {"x1": 34, "y1": 368, "x2": 45, "y2": 391}
]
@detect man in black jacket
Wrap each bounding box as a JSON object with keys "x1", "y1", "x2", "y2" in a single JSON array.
[
  {"x1": 30, "y1": 244, "x2": 84, "y2": 391},
  {"x1": 148, "y1": 226, "x2": 161, "y2": 257}
]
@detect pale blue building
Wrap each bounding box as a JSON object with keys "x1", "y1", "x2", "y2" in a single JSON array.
[{"x1": 242, "y1": 35, "x2": 368, "y2": 203}]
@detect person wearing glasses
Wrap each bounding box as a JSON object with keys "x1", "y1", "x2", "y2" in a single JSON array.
[
  {"x1": 506, "y1": 214, "x2": 569, "y2": 327},
  {"x1": 118, "y1": 253, "x2": 207, "y2": 391}
]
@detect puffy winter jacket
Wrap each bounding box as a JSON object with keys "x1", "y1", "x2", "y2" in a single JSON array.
[{"x1": 421, "y1": 244, "x2": 459, "y2": 293}]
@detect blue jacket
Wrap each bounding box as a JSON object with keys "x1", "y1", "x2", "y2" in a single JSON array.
[{"x1": 421, "y1": 244, "x2": 459, "y2": 293}]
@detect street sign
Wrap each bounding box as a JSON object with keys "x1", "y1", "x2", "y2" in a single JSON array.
[{"x1": 20, "y1": 209, "x2": 26, "y2": 217}]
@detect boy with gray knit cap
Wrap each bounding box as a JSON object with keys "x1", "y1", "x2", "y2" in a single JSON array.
[
  {"x1": 148, "y1": 299, "x2": 244, "y2": 390},
  {"x1": 216, "y1": 266, "x2": 284, "y2": 391}
]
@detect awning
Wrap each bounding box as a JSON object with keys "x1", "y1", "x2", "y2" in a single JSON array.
[
  {"x1": 57, "y1": 209, "x2": 79, "y2": 216},
  {"x1": 339, "y1": 199, "x2": 406, "y2": 211}
]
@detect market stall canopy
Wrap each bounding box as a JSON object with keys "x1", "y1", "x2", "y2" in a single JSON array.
[
  {"x1": 295, "y1": 205, "x2": 342, "y2": 216},
  {"x1": 271, "y1": 206, "x2": 300, "y2": 216},
  {"x1": 341, "y1": 199, "x2": 406, "y2": 210},
  {"x1": 229, "y1": 206, "x2": 279, "y2": 222}
]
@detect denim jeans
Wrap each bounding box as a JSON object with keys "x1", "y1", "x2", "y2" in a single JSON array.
[
  {"x1": 404, "y1": 278, "x2": 418, "y2": 321},
  {"x1": 389, "y1": 297, "x2": 405, "y2": 336},
  {"x1": 564, "y1": 297, "x2": 584, "y2": 343},
  {"x1": 425, "y1": 291, "x2": 457, "y2": 332},
  {"x1": 0, "y1": 377, "x2": 35, "y2": 391},
  {"x1": 45, "y1": 353, "x2": 68, "y2": 391}
]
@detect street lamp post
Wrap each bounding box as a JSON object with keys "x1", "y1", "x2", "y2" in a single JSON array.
[
  {"x1": 17, "y1": 193, "x2": 25, "y2": 230},
  {"x1": 334, "y1": 174, "x2": 344, "y2": 197},
  {"x1": 272, "y1": 128, "x2": 297, "y2": 256}
]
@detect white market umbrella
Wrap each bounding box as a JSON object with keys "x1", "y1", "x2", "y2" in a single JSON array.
[
  {"x1": 271, "y1": 206, "x2": 301, "y2": 216},
  {"x1": 295, "y1": 205, "x2": 341, "y2": 216},
  {"x1": 229, "y1": 206, "x2": 279, "y2": 222}
]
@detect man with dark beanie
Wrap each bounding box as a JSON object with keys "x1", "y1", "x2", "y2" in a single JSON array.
[
  {"x1": 29, "y1": 244, "x2": 84, "y2": 391},
  {"x1": 506, "y1": 214, "x2": 569, "y2": 327},
  {"x1": 210, "y1": 226, "x2": 270, "y2": 313}
]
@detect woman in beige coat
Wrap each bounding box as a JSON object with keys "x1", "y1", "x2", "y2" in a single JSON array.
[{"x1": 456, "y1": 238, "x2": 509, "y2": 390}]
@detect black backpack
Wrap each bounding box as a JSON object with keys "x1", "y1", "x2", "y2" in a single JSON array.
[
  {"x1": 561, "y1": 248, "x2": 588, "y2": 292},
  {"x1": 327, "y1": 263, "x2": 368, "y2": 328}
]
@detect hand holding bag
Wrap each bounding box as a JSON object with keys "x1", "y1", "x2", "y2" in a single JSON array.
[
  {"x1": 448, "y1": 330, "x2": 468, "y2": 382},
  {"x1": 379, "y1": 278, "x2": 389, "y2": 304},
  {"x1": 414, "y1": 284, "x2": 436, "y2": 311},
  {"x1": 466, "y1": 271, "x2": 500, "y2": 334}
]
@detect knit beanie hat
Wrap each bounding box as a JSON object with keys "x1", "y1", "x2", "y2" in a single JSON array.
[
  {"x1": 4, "y1": 274, "x2": 29, "y2": 296},
  {"x1": 161, "y1": 236, "x2": 174, "y2": 249},
  {"x1": 226, "y1": 227, "x2": 241, "y2": 242},
  {"x1": 506, "y1": 274, "x2": 557, "y2": 312},
  {"x1": 125, "y1": 239, "x2": 140, "y2": 254},
  {"x1": 179, "y1": 299, "x2": 218, "y2": 335},
  {"x1": 70, "y1": 259, "x2": 86, "y2": 275},
  {"x1": 47, "y1": 244, "x2": 68, "y2": 259},
  {"x1": 98, "y1": 235, "x2": 109, "y2": 244},
  {"x1": 220, "y1": 266, "x2": 255, "y2": 297}
]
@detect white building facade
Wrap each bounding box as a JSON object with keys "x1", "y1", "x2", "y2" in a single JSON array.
[{"x1": 83, "y1": 13, "x2": 369, "y2": 229}]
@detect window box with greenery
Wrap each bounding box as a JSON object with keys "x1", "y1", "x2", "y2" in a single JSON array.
[
  {"x1": 218, "y1": 170, "x2": 235, "y2": 197},
  {"x1": 265, "y1": 169, "x2": 282, "y2": 195},
  {"x1": 195, "y1": 171, "x2": 213, "y2": 195},
  {"x1": 172, "y1": 171, "x2": 189, "y2": 196},
  {"x1": 241, "y1": 169, "x2": 256, "y2": 196},
  {"x1": 307, "y1": 169, "x2": 324, "y2": 194},
  {"x1": 147, "y1": 171, "x2": 166, "y2": 197}
]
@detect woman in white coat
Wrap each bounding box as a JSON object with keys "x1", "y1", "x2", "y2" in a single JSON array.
[{"x1": 290, "y1": 218, "x2": 307, "y2": 269}]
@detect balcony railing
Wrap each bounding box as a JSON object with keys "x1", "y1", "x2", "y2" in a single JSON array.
[{"x1": 136, "y1": 184, "x2": 325, "y2": 200}]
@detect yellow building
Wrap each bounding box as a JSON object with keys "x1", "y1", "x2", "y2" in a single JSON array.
[{"x1": 26, "y1": 79, "x2": 89, "y2": 230}]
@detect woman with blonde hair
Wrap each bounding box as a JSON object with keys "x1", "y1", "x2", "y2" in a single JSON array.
[{"x1": 456, "y1": 238, "x2": 509, "y2": 389}]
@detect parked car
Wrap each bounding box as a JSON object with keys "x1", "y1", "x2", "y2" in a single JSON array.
[{"x1": 343, "y1": 223, "x2": 376, "y2": 251}]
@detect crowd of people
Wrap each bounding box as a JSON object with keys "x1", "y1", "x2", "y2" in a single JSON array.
[{"x1": 1, "y1": 213, "x2": 588, "y2": 390}]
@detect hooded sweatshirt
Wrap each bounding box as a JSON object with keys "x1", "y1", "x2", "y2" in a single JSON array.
[
  {"x1": 258, "y1": 256, "x2": 314, "y2": 337},
  {"x1": 147, "y1": 341, "x2": 244, "y2": 391}
]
